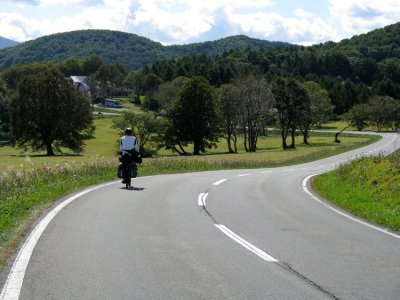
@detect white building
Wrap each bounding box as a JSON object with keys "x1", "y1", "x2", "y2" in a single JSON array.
[{"x1": 70, "y1": 76, "x2": 89, "y2": 95}]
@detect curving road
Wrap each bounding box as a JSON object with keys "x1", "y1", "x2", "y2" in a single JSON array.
[{"x1": 1, "y1": 132, "x2": 400, "y2": 300}]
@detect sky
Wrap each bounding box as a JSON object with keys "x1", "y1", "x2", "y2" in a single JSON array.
[{"x1": 0, "y1": 0, "x2": 399, "y2": 46}]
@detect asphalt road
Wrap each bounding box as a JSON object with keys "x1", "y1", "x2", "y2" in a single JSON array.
[{"x1": 1, "y1": 132, "x2": 400, "y2": 300}]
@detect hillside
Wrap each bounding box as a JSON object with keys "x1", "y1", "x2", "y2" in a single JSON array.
[
  {"x1": 0, "y1": 36, "x2": 19, "y2": 49},
  {"x1": 331, "y1": 22, "x2": 400, "y2": 60},
  {"x1": 0, "y1": 30, "x2": 293, "y2": 71}
]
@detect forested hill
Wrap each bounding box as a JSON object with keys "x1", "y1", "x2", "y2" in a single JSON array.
[
  {"x1": 0, "y1": 30, "x2": 293, "y2": 71},
  {"x1": 0, "y1": 37, "x2": 19, "y2": 49},
  {"x1": 167, "y1": 35, "x2": 292, "y2": 57}
]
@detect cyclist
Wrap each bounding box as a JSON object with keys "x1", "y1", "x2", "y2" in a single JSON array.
[
  {"x1": 120, "y1": 128, "x2": 139, "y2": 184},
  {"x1": 120, "y1": 127, "x2": 139, "y2": 155}
]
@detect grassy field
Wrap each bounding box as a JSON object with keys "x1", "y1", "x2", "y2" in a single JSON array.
[
  {"x1": 318, "y1": 120, "x2": 394, "y2": 132},
  {"x1": 0, "y1": 117, "x2": 380, "y2": 174},
  {"x1": 312, "y1": 150, "x2": 400, "y2": 232}
]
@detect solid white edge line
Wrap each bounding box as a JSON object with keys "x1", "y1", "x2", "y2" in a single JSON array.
[
  {"x1": 198, "y1": 193, "x2": 208, "y2": 206},
  {"x1": 213, "y1": 179, "x2": 227, "y2": 186},
  {"x1": 0, "y1": 181, "x2": 118, "y2": 300},
  {"x1": 215, "y1": 224, "x2": 278, "y2": 262},
  {"x1": 302, "y1": 175, "x2": 400, "y2": 240}
]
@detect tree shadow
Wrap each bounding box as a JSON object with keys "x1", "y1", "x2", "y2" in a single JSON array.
[
  {"x1": 9, "y1": 153, "x2": 84, "y2": 158},
  {"x1": 0, "y1": 141, "x2": 11, "y2": 148}
]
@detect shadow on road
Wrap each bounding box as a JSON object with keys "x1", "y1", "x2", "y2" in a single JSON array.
[{"x1": 119, "y1": 186, "x2": 145, "y2": 191}]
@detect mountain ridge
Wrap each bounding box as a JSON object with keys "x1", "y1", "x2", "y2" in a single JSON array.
[
  {"x1": 0, "y1": 29, "x2": 294, "y2": 71},
  {"x1": 0, "y1": 36, "x2": 19, "y2": 50}
]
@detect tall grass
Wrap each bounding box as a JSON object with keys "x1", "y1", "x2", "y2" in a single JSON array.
[
  {"x1": 312, "y1": 150, "x2": 400, "y2": 232},
  {"x1": 0, "y1": 160, "x2": 116, "y2": 267}
]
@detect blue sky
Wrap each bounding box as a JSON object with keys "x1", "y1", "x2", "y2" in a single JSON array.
[{"x1": 0, "y1": 0, "x2": 399, "y2": 45}]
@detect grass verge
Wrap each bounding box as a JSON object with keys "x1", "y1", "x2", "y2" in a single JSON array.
[{"x1": 312, "y1": 149, "x2": 400, "y2": 232}]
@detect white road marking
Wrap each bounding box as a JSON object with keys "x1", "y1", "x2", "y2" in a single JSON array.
[
  {"x1": 213, "y1": 179, "x2": 227, "y2": 186},
  {"x1": 0, "y1": 181, "x2": 118, "y2": 300},
  {"x1": 302, "y1": 175, "x2": 400, "y2": 240},
  {"x1": 237, "y1": 174, "x2": 251, "y2": 177},
  {"x1": 260, "y1": 171, "x2": 273, "y2": 174},
  {"x1": 215, "y1": 225, "x2": 278, "y2": 262},
  {"x1": 198, "y1": 193, "x2": 208, "y2": 206}
]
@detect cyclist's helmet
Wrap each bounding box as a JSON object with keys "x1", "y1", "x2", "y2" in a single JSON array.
[{"x1": 125, "y1": 128, "x2": 133, "y2": 135}]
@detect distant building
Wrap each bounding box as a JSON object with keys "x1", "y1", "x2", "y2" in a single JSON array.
[
  {"x1": 104, "y1": 98, "x2": 121, "y2": 108},
  {"x1": 70, "y1": 76, "x2": 89, "y2": 95}
]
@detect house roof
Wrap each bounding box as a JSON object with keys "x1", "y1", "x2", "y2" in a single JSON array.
[{"x1": 70, "y1": 76, "x2": 87, "y2": 83}]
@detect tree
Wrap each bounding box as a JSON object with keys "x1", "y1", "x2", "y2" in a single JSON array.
[
  {"x1": 372, "y1": 78, "x2": 400, "y2": 99},
  {"x1": 85, "y1": 75, "x2": 102, "y2": 107},
  {"x1": 10, "y1": 68, "x2": 94, "y2": 155},
  {"x1": 0, "y1": 81, "x2": 10, "y2": 139},
  {"x1": 301, "y1": 81, "x2": 333, "y2": 144},
  {"x1": 154, "y1": 76, "x2": 188, "y2": 111},
  {"x1": 58, "y1": 58, "x2": 83, "y2": 77},
  {"x1": 82, "y1": 56, "x2": 104, "y2": 75},
  {"x1": 235, "y1": 76, "x2": 274, "y2": 152},
  {"x1": 368, "y1": 96, "x2": 400, "y2": 131},
  {"x1": 217, "y1": 83, "x2": 241, "y2": 153},
  {"x1": 272, "y1": 78, "x2": 308, "y2": 149},
  {"x1": 124, "y1": 71, "x2": 145, "y2": 104},
  {"x1": 354, "y1": 58, "x2": 379, "y2": 85},
  {"x1": 2, "y1": 62, "x2": 52, "y2": 91},
  {"x1": 113, "y1": 111, "x2": 162, "y2": 156},
  {"x1": 347, "y1": 103, "x2": 370, "y2": 131},
  {"x1": 165, "y1": 76, "x2": 220, "y2": 155},
  {"x1": 94, "y1": 64, "x2": 125, "y2": 98}
]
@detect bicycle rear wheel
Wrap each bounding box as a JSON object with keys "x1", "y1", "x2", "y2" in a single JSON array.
[{"x1": 125, "y1": 175, "x2": 131, "y2": 189}]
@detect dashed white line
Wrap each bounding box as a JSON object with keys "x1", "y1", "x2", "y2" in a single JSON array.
[
  {"x1": 237, "y1": 174, "x2": 251, "y2": 177},
  {"x1": 198, "y1": 193, "x2": 208, "y2": 206},
  {"x1": 260, "y1": 170, "x2": 273, "y2": 174},
  {"x1": 213, "y1": 179, "x2": 227, "y2": 186},
  {"x1": 215, "y1": 224, "x2": 278, "y2": 262},
  {"x1": 302, "y1": 175, "x2": 400, "y2": 240}
]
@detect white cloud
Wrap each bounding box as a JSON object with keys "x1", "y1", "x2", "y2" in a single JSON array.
[
  {"x1": 0, "y1": 0, "x2": 133, "y2": 41},
  {"x1": 131, "y1": 0, "x2": 275, "y2": 43},
  {"x1": 38, "y1": 0, "x2": 86, "y2": 6},
  {"x1": 329, "y1": 0, "x2": 400, "y2": 36},
  {"x1": 226, "y1": 8, "x2": 339, "y2": 45},
  {"x1": 294, "y1": 8, "x2": 313, "y2": 18},
  {"x1": 1, "y1": 0, "x2": 399, "y2": 45},
  {"x1": 0, "y1": 13, "x2": 42, "y2": 41}
]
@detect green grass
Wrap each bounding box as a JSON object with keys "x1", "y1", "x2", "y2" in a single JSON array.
[
  {"x1": 0, "y1": 160, "x2": 116, "y2": 267},
  {"x1": 312, "y1": 150, "x2": 400, "y2": 232},
  {"x1": 0, "y1": 120, "x2": 379, "y2": 173},
  {"x1": 318, "y1": 120, "x2": 394, "y2": 132}
]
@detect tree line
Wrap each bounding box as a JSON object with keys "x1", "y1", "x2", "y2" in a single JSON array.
[{"x1": 1, "y1": 45, "x2": 400, "y2": 155}]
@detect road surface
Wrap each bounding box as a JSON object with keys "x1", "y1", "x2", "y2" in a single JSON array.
[{"x1": 1, "y1": 132, "x2": 399, "y2": 299}]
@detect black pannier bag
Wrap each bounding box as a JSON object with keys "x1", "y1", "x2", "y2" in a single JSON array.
[
  {"x1": 133, "y1": 154, "x2": 142, "y2": 164},
  {"x1": 117, "y1": 163, "x2": 123, "y2": 178},
  {"x1": 130, "y1": 163, "x2": 137, "y2": 178}
]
